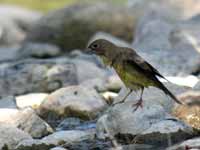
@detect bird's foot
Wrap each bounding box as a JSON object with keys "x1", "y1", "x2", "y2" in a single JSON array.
[
  {"x1": 132, "y1": 99, "x2": 143, "y2": 112},
  {"x1": 111, "y1": 99, "x2": 126, "y2": 107}
]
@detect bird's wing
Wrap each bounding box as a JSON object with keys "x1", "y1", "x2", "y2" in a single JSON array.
[
  {"x1": 122, "y1": 48, "x2": 167, "y2": 80},
  {"x1": 120, "y1": 48, "x2": 182, "y2": 104}
]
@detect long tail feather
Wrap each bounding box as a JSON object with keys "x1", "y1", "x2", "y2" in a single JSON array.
[{"x1": 157, "y1": 82, "x2": 182, "y2": 104}]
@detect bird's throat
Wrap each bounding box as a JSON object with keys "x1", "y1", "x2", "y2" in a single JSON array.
[{"x1": 100, "y1": 56, "x2": 113, "y2": 66}]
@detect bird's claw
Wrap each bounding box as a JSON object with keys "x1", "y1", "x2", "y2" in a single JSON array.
[{"x1": 132, "y1": 99, "x2": 143, "y2": 112}]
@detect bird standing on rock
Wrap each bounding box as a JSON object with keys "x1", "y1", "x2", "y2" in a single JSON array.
[{"x1": 87, "y1": 39, "x2": 182, "y2": 111}]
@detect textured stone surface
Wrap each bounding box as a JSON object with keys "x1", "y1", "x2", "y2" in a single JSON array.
[
  {"x1": 0, "y1": 123, "x2": 32, "y2": 150},
  {"x1": 0, "y1": 58, "x2": 77, "y2": 97},
  {"x1": 25, "y1": 2, "x2": 136, "y2": 50},
  {"x1": 0, "y1": 108, "x2": 53, "y2": 138},
  {"x1": 16, "y1": 93, "x2": 48, "y2": 109},
  {"x1": 39, "y1": 85, "x2": 107, "y2": 120},
  {"x1": 16, "y1": 130, "x2": 94, "y2": 150}
]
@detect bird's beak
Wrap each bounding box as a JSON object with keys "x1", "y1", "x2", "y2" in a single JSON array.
[{"x1": 84, "y1": 48, "x2": 94, "y2": 54}]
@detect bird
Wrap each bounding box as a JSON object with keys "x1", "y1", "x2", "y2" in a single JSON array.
[{"x1": 87, "y1": 39, "x2": 182, "y2": 111}]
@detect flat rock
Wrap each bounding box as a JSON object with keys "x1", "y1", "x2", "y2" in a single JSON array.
[
  {"x1": 39, "y1": 85, "x2": 107, "y2": 121},
  {"x1": 0, "y1": 107, "x2": 53, "y2": 138},
  {"x1": 16, "y1": 130, "x2": 95, "y2": 150},
  {"x1": 0, "y1": 123, "x2": 32, "y2": 150}
]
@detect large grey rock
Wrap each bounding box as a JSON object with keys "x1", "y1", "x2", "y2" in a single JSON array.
[
  {"x1": 0, "y1": 108, "x2": 53, "y2": 138},
  {"x1": 132, "y1": 11, "x2": 200, "y2": 76},
  {"x1": 0, "y1": 58, "x2": 77, "y2": 97},
  {"x1": 0, "y1": 123, "x2": 32, "y2": 150},
  {"x1": 39, "y1": 85, "x2": 107, "y2": 120},
  {"x1": 16, "y1": 130, "x2": 94, "y2": 150},
  {"x1": 25, "y1": 2, "x2": 136, "y2": 51},
  {"x1": 96, "y1": 82, "x2": 196, "y2": 146},
  {"x1": 97, "y1": 102, "x2": 195, "y2": 146}
]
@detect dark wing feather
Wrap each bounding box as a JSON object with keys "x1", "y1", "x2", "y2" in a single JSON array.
[{"x1": 123, "y1": 48, "x2": 167, "y2": 80}]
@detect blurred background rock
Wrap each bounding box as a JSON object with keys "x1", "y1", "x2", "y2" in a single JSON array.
[{"x1": 0, "y1": 0, "x2": 199, "y2": 150}]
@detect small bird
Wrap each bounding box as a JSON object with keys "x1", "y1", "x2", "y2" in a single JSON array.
[{"x1": 87, "y1": 39, "x2": 182, "y2": 111}]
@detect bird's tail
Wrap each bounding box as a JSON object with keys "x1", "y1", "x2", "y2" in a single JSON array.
[{"x1": 157, "y1": 82, "x2": 183, "y2": 104}]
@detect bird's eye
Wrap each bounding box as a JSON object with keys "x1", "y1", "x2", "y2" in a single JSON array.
[{"x1": 92, "y1": 44, "x2": 98, "y2": 48}]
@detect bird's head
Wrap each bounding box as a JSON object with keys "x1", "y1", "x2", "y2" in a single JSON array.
[{"x1": 87, "y1": 39, "x2": 116, "y2": 57}]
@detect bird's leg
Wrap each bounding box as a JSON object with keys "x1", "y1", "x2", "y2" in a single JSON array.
[
  {"x1": 112, "y1": 89, "x2": 132, "y2": 106},
  {"x1": 132, "y1": 87, "x2": 144, "y2": 111}
]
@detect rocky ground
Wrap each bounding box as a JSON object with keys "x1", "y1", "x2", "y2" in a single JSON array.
[{"x1": 0, "y1": 0, "x2": 200, "y2": 150}]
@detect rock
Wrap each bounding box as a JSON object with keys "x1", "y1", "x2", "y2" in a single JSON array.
[
  {"x1": 0, "y1": 58, "x2": 77, "y2": 97},
  {"x1": 96, "y1": 102, "x2": 196, "y2": 147},
  {"x1": 174, "y1": 90, "x2": 200, "y2": 130},
  {"x1": 71, "y1": 58, "x2": 107, "y2": 84},
  {"x1": 0, "y1": 96, "x2": 17, "y2": 108},
  {"x1": 0, "y1": 17, "x2": 25, "y2": 46},
  {"x1": 0, "y1": 5, "x2": 42, "y2": 31},
  {"x1": 39, "y1": 85, "x2": 107, "y2": 121},
  {"x1": 25, "y1": 2, "x2": 136, "y2": 50},
  {"x1": 80, "y1": 78, "x2": 107, "y2": 93},
  {"x1": 167, "y1": 137, "x2": 200, "y2": 150},
  {"x1": 0, "y1": 123, "x2": 32, "y2": 150},
  {"x1": 16, "y1": 93, "x2": 48, "y2": 109},
  {"x1": 16, "y1": 130, "x2": 95, "y2": 150},
  {"x1": 132, "y1": 11, "x2": 200, "y2": 76},
  {"x1": 18, "y1": 42, "x2": 62, "y2": 58},
  {"x1": 0, "y1": 47, "x2": 19, "y2": 62},
  {"x1": 128, "y1": 0, "x2": 200, "y2": 20},
  {"x1": 69, "y1": 50, "x2": 104, "y2": 68},
  {"x1": 114, "y1": 82, "x2": 188, "y2": 113},
  {"x1": 0, "y1": 5, "x2": 41, "y2": 46},
  {"x1": 57, "y1": 117, "x2": 96, "y2": 131},
  {"x1": 104, "y1": 74, "x2": 124, "y2": 92},
  {"x1": 0, "y1": 107, "x2": 53, "y2": 138},
  {"x1": 102, "y1": 91, "x2": 118, "y2": 104},
  {"x1": 56, "y1": 117, "x2": 82, "y2": 130}
]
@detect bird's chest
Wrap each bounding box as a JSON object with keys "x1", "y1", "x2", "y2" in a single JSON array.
[{"x1": 112, "y1": 62, "x2": 142, "y2": 89}]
